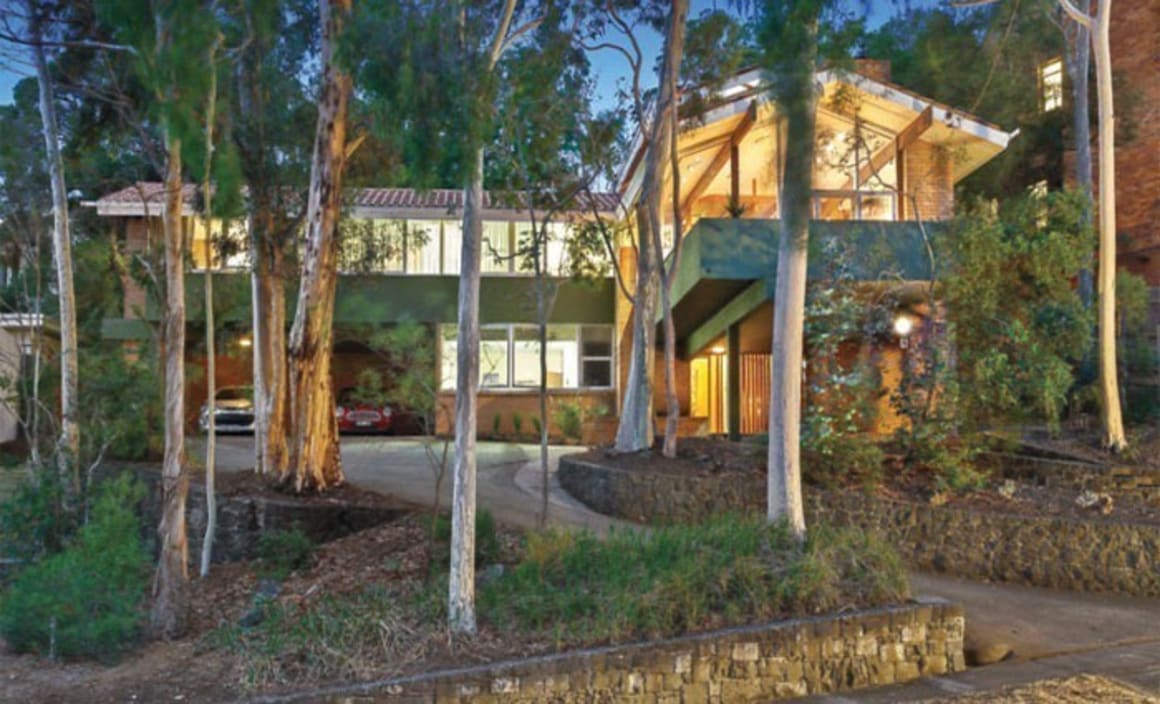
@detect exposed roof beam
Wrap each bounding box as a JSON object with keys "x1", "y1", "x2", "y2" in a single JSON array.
[
  {"x1": 678, "y1": 101, "x2": 758, "y2": 226},
  {"x1": 822, "y1": 105, "x2": 933, "y2": 219}
]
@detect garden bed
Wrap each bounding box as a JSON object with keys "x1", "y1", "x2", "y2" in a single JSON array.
[
  {"x1": 559, "y1": 440, "x2": 1160, "y2": 596},
  {"x1": 1, "y1": 509, "x2": 929, "y2": 702}
]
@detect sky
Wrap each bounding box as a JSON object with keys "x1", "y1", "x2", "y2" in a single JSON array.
[{"x1": 0, "y1": 1, "x2": 935, "y2": 108}]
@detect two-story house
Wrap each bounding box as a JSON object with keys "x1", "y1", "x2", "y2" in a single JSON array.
[{"x1": 90, "y1": 60, "x2": 1013, "y2": 440}]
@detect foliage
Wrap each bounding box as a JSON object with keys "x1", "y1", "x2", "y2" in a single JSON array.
[
  {"x1": 255, "y1": 529, "x2": 315, "y2": 579},
  {"x1": 1116, "y1": 271, "x2": 1158, "y2": 423},
  {"x1": 0, "y1": 469, "x2": 77, "y2": 563},
  {"x1": 551, "y1": 400, "x2": 584, "y2": 443},
  {"x1": 511, "y1": 411, "x2": 524, "y2": 438},
  {"x1": 940, "y1": 191, "x2": 1093, "y2": 432},
  {"x1": 480, "y1": 515, "x2": 907, "y2": 646},
  {"x1": 0, "y1": 474, "x2": 148, "y2": 659},
  {"x1": 209, "y1": 583, "x2": 437, "y2": 690},
  {"x1": 432, "y1": 509, "x2": 499, "y2": 568}
]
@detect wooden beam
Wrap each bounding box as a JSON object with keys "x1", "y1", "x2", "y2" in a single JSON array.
[{"x1": 679, "y1": 101, "x2": 758, "y2": 226}]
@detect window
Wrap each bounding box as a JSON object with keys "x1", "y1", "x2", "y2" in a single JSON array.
[
  {"x1": 189, "y1": 218, "x2": 249, "y2": 270},
  {"x1": 339, "y1": 219, "x2": 404, "y2": 272},
  {"x1": 407, "y1": 220, "x2": 441, "y2": 274},
  {"x1": 516, "y1": 222, "x2": 572, "y2": 275},
  {"x1": 1040, "y1": 58, "x2": 1063, "y2": 112},
  {"x1": 442, "y1": 220, "x2": 462, "y2": 274},
  {"x1": 440, "y1": 323, "x2": 613, "y2": 390},
  {"x1": 482, "y1": 221, "x2": 512, "y2": 273}
]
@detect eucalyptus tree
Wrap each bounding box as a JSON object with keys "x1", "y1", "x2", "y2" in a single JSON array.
[
  {"x1": 99, "y1": 0, "x2": 222, "y2": 638},
  {"x1": 286, "y1": 0, "x2": 356, "y2": 492},
  {"x1": 229, "y1": 0, "x2": 316, "y2": 482},
  {"x1": 748, "y1": 0, "x2": 862, "y2": 536}
]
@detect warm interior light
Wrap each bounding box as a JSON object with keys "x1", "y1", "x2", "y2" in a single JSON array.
[
  {"x1": 238, "y1": 336, "x2": 253, "y2": 348},
  {"x1": 893, "y1": 315, "x2": 914, "y2": 337},
  {"x1": 710, "y1": 345, "x2": 726, "y2": 355}
]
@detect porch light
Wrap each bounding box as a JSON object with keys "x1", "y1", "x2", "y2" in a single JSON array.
[
  {"x1": 710, "y1": 345, "x2": 726, "y2": 355},
  {"x1": 893, "y1": 315, "x2": 914, "y2": 337},
  {"x1": 238, "y1": 336, "x2": 253, "y2": 348}
]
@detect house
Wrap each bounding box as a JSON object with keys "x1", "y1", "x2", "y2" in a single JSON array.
[{"x1": 89, "y1": 60, "x2": 1013, "y2": 440}]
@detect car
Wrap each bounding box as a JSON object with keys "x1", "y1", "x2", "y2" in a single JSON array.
[
  {"x1": 336, "y1": 387, "x2": 393, "y2": 434},
  {"x1": 199, "y1": 385, "x2": 255, "y2": 434}
]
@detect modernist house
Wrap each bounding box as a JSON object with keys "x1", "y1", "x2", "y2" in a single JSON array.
[{"x1": 91, "y1": 60, "x2": 1013, "y2": 439}]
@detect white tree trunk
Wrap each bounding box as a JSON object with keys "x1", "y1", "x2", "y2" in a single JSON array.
[
  {"x1": 449, "y1": 145, "x2": 484, "y2": 634},
  {"x1": 1064, "y1": 0, "x2": 1094, "y2": 305},
  {"x1": 766, "y1": 21, "x2": 818, "y2": 538},
  {"x1": 151, "y1": 134, "x2": 190, "y2": 638},
  {"x1": 1090, "y1": 0, "x2": 1125, "y2": 450},
  {"x1": 200, "y1": 53, "x2": 220, "y2": 577},
  {"x1": 28, "y1": 6, "x2": 79, "y2": 499}
]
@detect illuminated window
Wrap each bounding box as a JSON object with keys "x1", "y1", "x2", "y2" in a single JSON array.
[
  {"x1": 440, "y1": 324, "x2": 614, "y2": 391},
  {"x1": 1040, "y1": 58, "x2": 1063, "y2": 112}
]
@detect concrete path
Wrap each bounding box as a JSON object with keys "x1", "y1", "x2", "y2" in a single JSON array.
[{"x1": 196, "y1": 435, "x2": 1160, "y2": 700}]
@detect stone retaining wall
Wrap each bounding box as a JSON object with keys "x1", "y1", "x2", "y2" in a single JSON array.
[
  {"x1": 291, "y1": 601, "x2": 964, "y2": 703},
  {"x1": 128, "y1": 469, "x2": 409, "y2": 563},
  {"x1": 980, "y1": 451, "x2": 1160, "y2": 506},
  {"x1": 557, "y1": 456, "x2": 1160, "y2": 597}
]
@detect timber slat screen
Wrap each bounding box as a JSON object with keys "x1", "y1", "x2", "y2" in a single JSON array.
[{"x1": 740, "y1": 353, "x2": 771, "y2": 435}]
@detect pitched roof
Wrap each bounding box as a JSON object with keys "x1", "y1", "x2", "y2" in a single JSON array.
[{"x1": 86, "y1": 183, "x2": 623, "y2": 218}]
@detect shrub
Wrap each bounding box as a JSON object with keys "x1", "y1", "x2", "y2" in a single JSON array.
[
  {"x1": 530, "y1": 415, "x2": 542, "y2": 440},
  {"x1": 511, "y1": 412, "x2": 523, "y2": 437},
  {"x1": 803, "y1": 433, "x2": 885, "y2": 490},
  {"x1": 480, "y1": 515, "x2": 908, "y2": 646},
  {"x1": 0, "y1": 469, "x2": 77, "y2": 563},
  {"x1": 431, "y1": 509, "x2": 499, "y2": 567},
  {"x1": 255, "y1": 528, "x2": 315, "y2": 578},
  {"x1": 0, "y1": 474, "x2": 148, "y2": 659},
  {"x1": 552, "y1": 401, "x2": 583, "y2": 442},
  {"x1": 491, "y1": 413, "x2": 502, "y2": 438}
]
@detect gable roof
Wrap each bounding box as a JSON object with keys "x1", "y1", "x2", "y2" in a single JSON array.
[
  {"x1": 617, "y1": 66, "x2": 1016, "y2": 202},
  {"x1": 86, "y1": 183, "x2": 623, "y2": 220}
]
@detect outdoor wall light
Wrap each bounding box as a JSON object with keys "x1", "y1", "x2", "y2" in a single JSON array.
[
  {"x1": 892, "y1": 314, "x2": 914, "y2": 337},
  {"x1": 237, "y1": 336, "x2": 253, "y2": 348},
  {"x1": 710, "y1": 345, "x2": 726, "y2": 355}
]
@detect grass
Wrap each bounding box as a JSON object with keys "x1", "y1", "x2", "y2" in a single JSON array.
[
  {"x1": 212, "y1": 515, "x2": 909, "y2": 690},
  {"x1": 479, "y1": 514, "x2": 909, "y2": 647}
]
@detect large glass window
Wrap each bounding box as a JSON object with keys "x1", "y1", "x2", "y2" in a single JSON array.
[
  {"x1": 442, "y1": 220, "x2": 462, "y2": 274},
  {"x1": 339, "y1": 219, "x2": 404, "y2": 272},
  {"x1": 189, "y1": 218, "x2": 249, "y2": 270},
  {"x1": 482, "y1": 221, "x2": 512, "y2": 273},
  {"x1": 440, "y1": 323, "x2": 613, "y2": 390},
  {"x1": 407, "y1": 220, "x2": 441, "y2": 274}
]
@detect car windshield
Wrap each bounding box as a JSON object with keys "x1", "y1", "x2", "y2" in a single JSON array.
[{"x1": 216, "y1": 387, "x2": 253, "y2": 402}]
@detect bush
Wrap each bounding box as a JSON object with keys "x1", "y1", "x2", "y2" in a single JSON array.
[
  {"x1": 0, "y1": 474, "x2": 148, "y2": 659},
  {"x1": 431, "y1": 509, "x2": 499, "y2": 567},
  {"x1": 511, "y1": 412, "x2": 523, "y2": 438},
  {"x1": 255, "y1": 528, "x2": 315, "y2": 578},
  {"x1": 803, "y1": 433, "x2": 885, "y2": 490},
  {"x1": 552, "y1": 401, "x2": 583, "y2": 442},
  {"x1": 0, "y1": 469, "x2": 77, "y2": 563},
  {"x1": 480, "y1": 515, "x2": 908, "y2": 646}
]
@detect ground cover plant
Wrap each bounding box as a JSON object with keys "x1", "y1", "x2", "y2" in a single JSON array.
[{"x1": 479, "y1": 514, "x2": 909, "y2": 647}]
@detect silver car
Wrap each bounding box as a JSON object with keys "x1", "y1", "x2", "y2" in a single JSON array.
[{"x1": 199, "y1": 385, "x2": 255, "y2": 434}]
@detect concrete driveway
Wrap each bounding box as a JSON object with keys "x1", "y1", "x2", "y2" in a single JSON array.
[{"x1": 190, "y1": 435, "x2": 626, "y2": 534}]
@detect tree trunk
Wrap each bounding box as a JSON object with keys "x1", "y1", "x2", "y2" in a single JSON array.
[
  {"x1": 200, "y1": 52, "x2": 220, "y2": 578},
  {"x1": 151, "y1": 134, "x2": 190, "y2": 638},
  {"x1": 287, "y1": 0, "x2": 350, "y2": 492},
  {"x1": 252, "y1": 214, "x2": 289, "y2": 478},
  {"x1": 449, "y1": 145, "x2": 484, "y2": 634},
  {"x1": 1090, "y1": 0, "x2": 1125, "y2": 451},
  {"x1": 766, "y1": 16, "x2": 818, "y2": 539},
  {"x1": 1065, "y1": 1, "x2": 1094, "y2": 306},
  {"x1": 613, "y1": 0, "x2": 687, "y2": 454},
  {"x1": 28, "y1": 7, "x2": 79, "y2": 499},
  {"x1": 536, "y1": 240, "x2": 549, "y2": 528}
]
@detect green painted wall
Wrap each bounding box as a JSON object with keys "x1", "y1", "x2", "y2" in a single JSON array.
[{"x1": 106, "y1": 274, "x2": 615, "y2": 339}]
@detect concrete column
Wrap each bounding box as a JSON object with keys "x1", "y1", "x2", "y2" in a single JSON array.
[{"x1": 727, "y1": 323, "x2": 741, "y2": 440}]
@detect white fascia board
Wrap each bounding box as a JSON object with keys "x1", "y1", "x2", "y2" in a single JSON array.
[
  {"x1": 349, "y1": 207, "x2": 620, "y2": 222},
  {"x1": 86, "y1": 202, "x2": 196, "y2": 217}
]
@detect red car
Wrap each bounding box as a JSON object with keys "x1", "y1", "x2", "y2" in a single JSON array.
[{"x1": 335, "y1": 387, "x2": 393, "y2": 434}]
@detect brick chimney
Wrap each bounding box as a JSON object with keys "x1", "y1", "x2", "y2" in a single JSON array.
[{"x1": 854, "y1": 58, "x2": 892, "y2": 84}]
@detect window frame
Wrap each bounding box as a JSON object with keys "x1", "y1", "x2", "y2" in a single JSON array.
[{"x1": 439, "y1": 323, "x2": 615, "y2": 392}]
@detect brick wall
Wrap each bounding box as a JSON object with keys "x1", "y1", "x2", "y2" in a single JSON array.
[
  {"x1": 1109, "y1": 1, "x2": 1160, "y2": 284},
  {"x1": 904, "y1": 141, "x2": 954, "y2": 222}
]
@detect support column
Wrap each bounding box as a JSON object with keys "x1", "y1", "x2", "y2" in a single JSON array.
[
  {"x1": 727, "y1": 323, "x2": 741, "y2": 440},
  {"x1": 730, "y1": 144, "x2": 740, "y2": 209}
]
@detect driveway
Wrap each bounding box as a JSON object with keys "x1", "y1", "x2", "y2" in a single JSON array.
[{"x1": 191, "y1": 435, "x2": 626, "y2": 534}]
